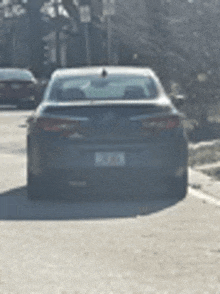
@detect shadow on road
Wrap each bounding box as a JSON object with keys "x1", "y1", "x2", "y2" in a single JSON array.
[{"x1": 0, "y1": 186, "x2": 182, "y2": 220}]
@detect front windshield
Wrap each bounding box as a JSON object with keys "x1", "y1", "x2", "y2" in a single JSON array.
[{"x1": 47, "y1": 75, "x2": 158, "y2": 101}]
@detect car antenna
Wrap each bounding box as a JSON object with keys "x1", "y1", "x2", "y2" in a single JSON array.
[{"x1": 101, "y1": 68, "x2": 108, "y2": 78}]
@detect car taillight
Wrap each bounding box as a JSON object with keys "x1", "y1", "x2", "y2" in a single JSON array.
[
  {"x1": 35, "y1": 117, "x2": 81, "y2": 135},
  {"x1": 142, "y1": 115, "x2": 180, "y2": 131}
]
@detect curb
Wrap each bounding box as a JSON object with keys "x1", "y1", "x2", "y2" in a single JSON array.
[
  {"x1": 189, "y1": 167, "x2": 220, "y2": 201},
  {"x1": 189, "y1": 139, "x2": 220, "y2": 151}
]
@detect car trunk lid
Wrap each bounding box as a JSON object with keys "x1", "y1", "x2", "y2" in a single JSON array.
[{"x1": 36, "y1": 101, "x2": 179, "y2": 142}]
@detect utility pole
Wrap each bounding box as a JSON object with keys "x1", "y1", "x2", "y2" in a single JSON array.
[
  {"x1": 27, "y1": 0, "x2": 45, "y2": 76},
  {"x1": 79, "y1": 4, "x2": 91, "y2": 65},
  {"x1": 54, "y1": 0, "x2": 61, "y2": 68},
  {"x1": 107, "y1": 15, "x2": 112, "y2": 65},
  {"x1": 102, "y1": 0, "x2": 115, "y2": 65},
  {"x1": 0, "y1": 2, "x2": 5, "y2": 66}
]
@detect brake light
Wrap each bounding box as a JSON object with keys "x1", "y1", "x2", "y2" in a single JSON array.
[
  {"x1": 142, "y1": 116, "x2": 179, "y2": 131},
  {"x1": 35, "y1": 117, "x2": 80, "y2": 135}
]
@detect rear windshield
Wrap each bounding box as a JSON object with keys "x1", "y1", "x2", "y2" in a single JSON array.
[
  {"x1": 0, "y1": 69, "x2": 34, "y2": 81},
  {"x1": 47, "y1": 75, "x2": 158, "y2": 101}
]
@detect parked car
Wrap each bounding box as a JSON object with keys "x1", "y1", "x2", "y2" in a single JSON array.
[
  {"x1": 0, "y1": 68, "x2": 38, "y2": 109},
  {"x1": 27, "y1": 66, "x2": 188, "y2": 201},
  {"x1": 34, "y1": 78, "x2": 49, "y2": 106}
]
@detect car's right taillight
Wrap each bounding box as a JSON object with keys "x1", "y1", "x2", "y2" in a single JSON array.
[{"x1": 141, "y1": 115, "x2": 180, "y2": 133}]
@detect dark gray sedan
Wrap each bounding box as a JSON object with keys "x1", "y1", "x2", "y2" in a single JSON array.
[
  {"x1": 27, "y1": 67, "x2": 188, "y2": 202},
  {"x1": 0, "y1": 68, "x2": 39, "y2": 109}
]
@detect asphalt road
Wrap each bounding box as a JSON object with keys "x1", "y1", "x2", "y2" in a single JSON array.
[{"x1": 1, "y1": 109, "x2": 220, "y2": 293}]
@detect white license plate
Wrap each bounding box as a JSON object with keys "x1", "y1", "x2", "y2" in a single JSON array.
[{"x1": 95, "y1": 152, "x2": 125, "y2": 167}]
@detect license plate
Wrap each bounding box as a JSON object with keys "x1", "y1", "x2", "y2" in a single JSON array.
[{"x1": 95, "y1": 152, "x2": 125, "y2": 167}]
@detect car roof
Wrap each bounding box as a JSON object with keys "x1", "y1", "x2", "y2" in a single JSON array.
[
  {"x1": 0, "y1": 68, "x2": 33, "y2": 74},
  {"x1": 0, "y1": 68, "x2": 35, "y2": 81},
  {"x1": 51, "y1": 66, "x2": 157, "y2": 80}
]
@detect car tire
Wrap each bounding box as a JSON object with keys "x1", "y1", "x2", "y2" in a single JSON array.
[
  {"x1": 166, "y1": 170, "x2": 188, "y2": 200},
  {"x1": 27, "y1": 172, "x2": 63, "y2": 201},
  {"x1": 27, "y1": 172, "x2": 44, "y2": 201}
]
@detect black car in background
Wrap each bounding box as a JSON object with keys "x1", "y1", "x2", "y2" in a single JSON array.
[
  {"x1": 27, "y1": 66, "x2": 188, "y2": 202},
  {"x1": 0, "y1": 68, "x2": 39, "y2": 109}
]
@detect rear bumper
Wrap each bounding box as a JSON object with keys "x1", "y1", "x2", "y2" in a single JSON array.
[
  {"x1": 0, "y1": 95, "x2": 36, "y2": 105},
  {"x1": 42, "y1": 166, "x2": 186, "y2": 182},
  {"x1": 33, "y1": 166, "x2": 187, "y2": 201},
  {"x1": 28, "y1": 136, "x2": 188, "y2": 200}
]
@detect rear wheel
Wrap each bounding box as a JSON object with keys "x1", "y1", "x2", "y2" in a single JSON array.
[
  {"x1": 166, "y1": 170, "x2": 188, "y2": 200},
  {"x1": 27, "y1": 172, "x2": 80, "y2": 201},
  {"x1": 27, "y1": 172, "x2": 44, "y2": 200},
  {"x1": 27, "y1": 172, "x2": 56, "y2": 200}
]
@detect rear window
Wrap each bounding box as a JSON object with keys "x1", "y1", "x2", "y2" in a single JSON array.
[
  {"x1": 47, "y1": 75, "x2": 158, "y2": 101},
  {"x1": 0, "y1": 69, "x2": 34, "y2": 81}
]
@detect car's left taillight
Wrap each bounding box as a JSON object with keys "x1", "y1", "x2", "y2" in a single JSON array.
[{"x1": 33, "y1": 117, "x2": 81, "y2": 137}]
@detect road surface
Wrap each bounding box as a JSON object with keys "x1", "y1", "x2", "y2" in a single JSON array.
[{"x1": 1, "y1": 109, "x2": 220, "y2": 293}]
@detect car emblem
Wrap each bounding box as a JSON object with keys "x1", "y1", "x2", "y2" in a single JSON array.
[
  {"x1": 68, "y1": 132, "x2": 84, "y2": 139},
  {"x1": 69, "y1": 181, "x2": 87, "y2": 187}
]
